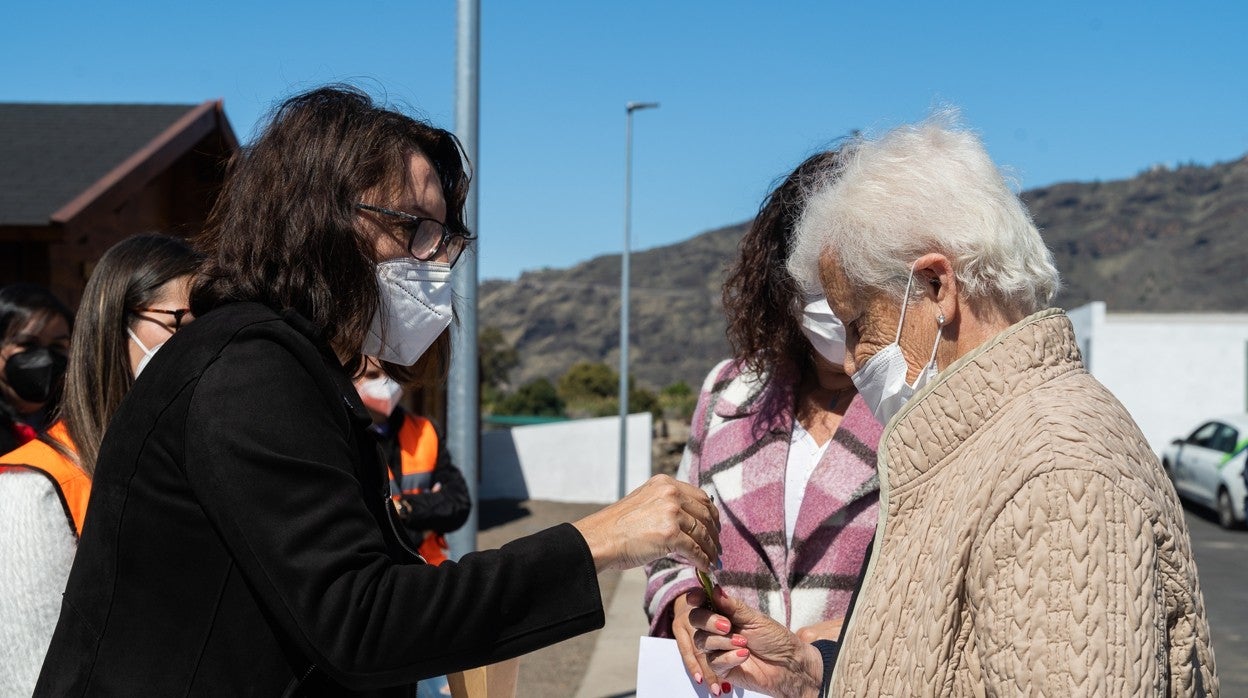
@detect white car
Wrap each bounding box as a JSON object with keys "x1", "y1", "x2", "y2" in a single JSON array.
[{"x1": 1162, "y1": 414, "x2": 1248, "y2": 529}]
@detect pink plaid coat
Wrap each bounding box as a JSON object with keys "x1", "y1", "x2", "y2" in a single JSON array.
[{"x1": 644, "y1": 359, "x2": 881, "y2": 634}]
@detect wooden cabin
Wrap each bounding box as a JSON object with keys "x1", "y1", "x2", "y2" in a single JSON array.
[{"x1": 0, "y1": 101, "x2": 237, "y2": 307}]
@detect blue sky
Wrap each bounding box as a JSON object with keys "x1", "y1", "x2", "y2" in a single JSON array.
[{"x1": 3, "y1": 1, "x2": 1245, "y2": 281}]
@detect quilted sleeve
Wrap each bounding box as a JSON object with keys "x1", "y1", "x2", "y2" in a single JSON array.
[{"x1": 970, "y1": 471, "x2": 1165, "y2": 697}]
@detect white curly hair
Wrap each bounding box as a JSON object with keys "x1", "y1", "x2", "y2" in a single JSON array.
[{"x1": 786, "y1": 109, "x2": 1059, "y2": 315}]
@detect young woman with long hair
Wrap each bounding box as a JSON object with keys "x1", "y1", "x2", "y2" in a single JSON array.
[
  {"x1": 643, "y1": 150, "x2": 882, "y2": 694},
  {"x1": 0, "y1": 234, "x2": 198, "y2": 696}
]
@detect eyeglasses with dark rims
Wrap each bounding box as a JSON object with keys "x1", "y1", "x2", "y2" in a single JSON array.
[
  {"x1": 132, "y1": 307, "x2": 192, "y2": 331},
  {"x1": 355, "y1": 202, "x2": 474, "y2": 267}
]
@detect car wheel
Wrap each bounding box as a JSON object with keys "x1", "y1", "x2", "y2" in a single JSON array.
[{"x1": 1216, "y1": 489, "x2": 1237, "y2": 529}]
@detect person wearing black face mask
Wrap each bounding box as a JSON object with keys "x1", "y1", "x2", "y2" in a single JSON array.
[
  {"x1": 0, "y1": 284, "x2": 73, "y2": 457},
  {"x1": 0, "y1": 236, "x2": 198, "y2": 696}
]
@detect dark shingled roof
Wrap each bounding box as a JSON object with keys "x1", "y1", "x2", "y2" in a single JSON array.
[{"x1": 0, "y1": 103, "x2": 198, "y2": 226}]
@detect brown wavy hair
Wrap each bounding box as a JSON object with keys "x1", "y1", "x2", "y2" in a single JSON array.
[
  {"x1": 190, "y1": 85, "x2": 470, "y2": 384},
  {"x1": 722, "y1": 149, "x2": 841, "y2": 381}
]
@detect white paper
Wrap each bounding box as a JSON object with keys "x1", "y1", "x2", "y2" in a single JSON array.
[{"x1": 635, "y1": 636, "x2": 769, "y2": 698}]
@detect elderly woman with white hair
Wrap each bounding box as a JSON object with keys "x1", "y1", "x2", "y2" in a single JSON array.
[{"x1": 683, "y1": 115, "x2": 1218, "y2": 697}]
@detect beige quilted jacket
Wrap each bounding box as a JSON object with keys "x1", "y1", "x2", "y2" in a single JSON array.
[{"x1": 831, "y1": 309, "x2": 1217, "y2": 696}]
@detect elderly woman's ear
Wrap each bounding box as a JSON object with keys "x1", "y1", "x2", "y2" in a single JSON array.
[{"x1": 912, "y1": 252, "x2": 958, "y2": 324}]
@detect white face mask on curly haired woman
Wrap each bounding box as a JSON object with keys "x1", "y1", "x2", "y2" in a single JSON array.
[{"x1": 797, "y1": 295, "x2": 847, "y2": 366}]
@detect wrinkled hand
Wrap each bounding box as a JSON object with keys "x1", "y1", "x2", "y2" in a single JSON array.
[
  {"x1": 795, "y1": 618, "x2": 843, "y2": 644},
  {"x1": 689, "y1": 588, "x2": 824, "y2": 698},
  {"x1": 573, "y1": 475, "x2": 720, "y2": 573}
]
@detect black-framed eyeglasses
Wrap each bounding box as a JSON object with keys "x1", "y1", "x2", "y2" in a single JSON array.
[
  {"x1": 356, "y1": 202, "x2": 474, "y2": 267},
  {"x1": 132, "y1": 307, "x2": 192, "y2": 331}
]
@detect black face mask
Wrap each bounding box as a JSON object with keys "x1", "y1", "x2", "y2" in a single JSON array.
[{"x1": 4, "y1": 347, "x2": 68, "y2": 404}]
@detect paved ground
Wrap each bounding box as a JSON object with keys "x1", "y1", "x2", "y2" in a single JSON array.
[
  {"x1": 480, "y1": 498, "x2": 1248, "y2": 697},
  {"x1": 478, "y1": 499, "x2": 624, "y2": 698},
  {"x1": 1181, "y1": 501, "x2": 1248, "y2": 694}
]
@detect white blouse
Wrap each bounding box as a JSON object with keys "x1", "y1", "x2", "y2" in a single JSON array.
[{"x1": 784, "y1": 419, "x2": 832, "y2": 547}]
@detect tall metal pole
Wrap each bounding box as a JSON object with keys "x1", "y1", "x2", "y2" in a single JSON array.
[
  {"x1": 618, "y1": 101, "x2": 658, "y2": 500},
  {"x1": 447, "y1": 0, "x2": 480, "y2": 560}
]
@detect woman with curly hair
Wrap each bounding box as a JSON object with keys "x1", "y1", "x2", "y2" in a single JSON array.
[{"x1": 643, "y1": 149, "x2": 881, "y2": 695}]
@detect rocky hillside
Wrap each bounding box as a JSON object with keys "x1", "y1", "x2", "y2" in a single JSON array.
[
  {"x1": 1026, "y1": 158, "x2": 1248, "y2": 311},
  {"x1": 479, "y1": 221, "x2": 746, "y2": 391},
  {"x1": 481, "y1": 155, "x2": 1248, "y2": 391}
]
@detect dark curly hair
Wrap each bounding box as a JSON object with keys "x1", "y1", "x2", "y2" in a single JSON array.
[
  {"x1": 191, "y1": 85, "x2": 470, "y2": 385},
  {"x1": 722, "y1": 149, "x2": 841, "y2": 381}
]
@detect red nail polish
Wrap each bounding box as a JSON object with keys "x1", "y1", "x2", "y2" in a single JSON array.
[
  {"x1": 736, "y1": 648, "x2": 749, "y2": 657},
  {"x1": 715, "y1": 618, "x2": 731, "y2": 633},
  {"x1": 723, "y1": 682, "x2": 732, "y2": 692},
  {"x1": 731, "y1": 634, "x2": 747, "y2": 647}
]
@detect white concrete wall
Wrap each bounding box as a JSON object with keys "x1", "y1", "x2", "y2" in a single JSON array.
[
  {"x1": 1066, "y1": 301, "x2": 1105, "y2": 368},
  {"x1": 479, "y1": 413, "x2": 653, "y2": 504},
  {"x1": 1068, "y1": 303, "x2": 1248, "y2": 454}
]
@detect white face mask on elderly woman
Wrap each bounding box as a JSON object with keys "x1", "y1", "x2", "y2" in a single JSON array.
[
  {"x1": 850, "y1": 265, "x2": 942, "y2": 426},
  {"x1": 798, "y1": 296, "x2": 847, "y2": 365},
  {"x1": 361, "y1": 258, "x2": 453, "y2": 366}
]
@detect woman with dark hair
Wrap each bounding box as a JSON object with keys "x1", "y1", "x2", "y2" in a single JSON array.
[
  {"x1": 36, "y1": 86, "x2": 720, "y2": 697},
  {"x1": 643, "y1": 150, "x2": 881, "y2": 694},
  {"x1": 0, "y1": 234, "x2": 198, "y2": 696},
  {"x1": 0, "y1": 284, "x2": 73, "y2": 456}
]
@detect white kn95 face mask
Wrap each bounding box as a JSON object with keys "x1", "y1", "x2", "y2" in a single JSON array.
[
  {"x1": 361, "y1": 258, "x2": 453, "y2": 367},
  {"x1": 850, "y1": 265, "x2": 942, "y2": 426}
]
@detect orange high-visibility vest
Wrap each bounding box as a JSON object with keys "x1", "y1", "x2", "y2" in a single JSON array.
[
  {"x1": 0, "y1": 421, "x2": 89, "y2": 536},
  {"x1": 389, "y1": 414, "x2": 449, "y2": 565}
]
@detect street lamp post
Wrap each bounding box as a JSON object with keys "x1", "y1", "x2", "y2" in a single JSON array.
[
  {"x1": 446, "y1": 0, "x2": 480, "y2": 561},
  {"x1": 619, "y1": 100, "x2": 659, "y2": 500}
]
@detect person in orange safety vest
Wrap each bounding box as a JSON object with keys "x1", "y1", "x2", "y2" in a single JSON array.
[
  {"x1": 0, "y1": 234, "x2": 199, "y2": 697},
  {"x1": 353, "y1": 359, "x2": 470, "y2": 566},
  {"x1": 0, "y1": 421, "x2": 87, "y2": 535}
]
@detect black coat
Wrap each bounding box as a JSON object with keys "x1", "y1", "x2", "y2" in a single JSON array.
[{"x1": 35, "y1": 303, "x2": 603, "y2": 697}]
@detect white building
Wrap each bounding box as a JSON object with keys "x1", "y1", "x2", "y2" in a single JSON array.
[
  {"x1": 1068, "y1": 302, "x2": 1248, "y2": 454},
  {"x1": 480, "y1": 413, "x2": 652, "y2": 503}
]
